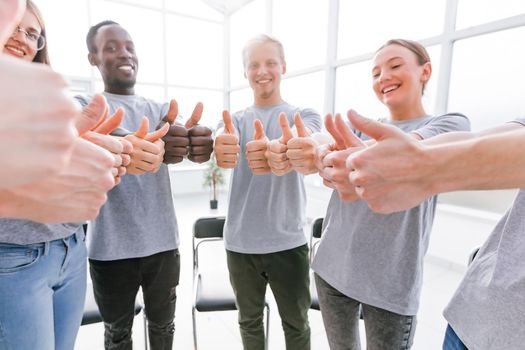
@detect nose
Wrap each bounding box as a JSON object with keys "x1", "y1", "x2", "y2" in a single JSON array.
[
  {"x1": 11, "y1": 28, "x2": 28, "y2": 43},
  {"x1": 116, "y1": 47, "x2": 132, "y2": 59},
  {"x1": 256, "y1": 65, "x2": 267, "y2": 76},
  {"x1": 378, "y1": 69, "x2": 391, "y2": 83}
]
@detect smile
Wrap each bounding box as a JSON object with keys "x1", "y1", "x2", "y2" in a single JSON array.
[
  {"x1": 4, "y1": 45, "x2": 25, "y2": 57},
  {"x1": 117, "y1": 64, "x2": 135, "y2": 72},
  {"x1": 382, "y1": 84, "x2": 400, "y2": 94}
]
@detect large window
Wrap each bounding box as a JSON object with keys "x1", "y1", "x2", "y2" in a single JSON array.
[
  {"x1": 456, "y1": 0, "x2": 525, "y2": 29},
  {"x1": 337, "y1": 0, "x2": 446, "y2": 58},
  {"x1": 229, "y1": 0, "x2": 266, "y2": 88},
  {"x1": 166, "y1": 15, "x2": 223, "y2": 89},
  {"x1": 272, "y1": 0, "x2": 328, "y2": 71},
  {"x1": 448, "y1": 27, "x2": 525, "y2": 131}
]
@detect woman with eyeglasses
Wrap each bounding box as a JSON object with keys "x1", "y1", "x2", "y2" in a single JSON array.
[
  {"x1": 3, "y1": 0, "x2": 48, "y2": 64},
  {"x1": 0, "y1": 2, "x2": 118, "y2": 350}
]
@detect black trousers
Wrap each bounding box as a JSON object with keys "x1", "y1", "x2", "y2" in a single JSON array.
[{"x1": 89, "y1": 249, "x2": 180, "y2": 350}]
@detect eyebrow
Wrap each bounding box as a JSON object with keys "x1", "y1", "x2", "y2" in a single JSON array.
[
  {"x1": 372, "y1": 56, "x2": 404, "y2": 71},
  {"x1": 24, "y1": 26, "x2": 41, "y2": 34}
]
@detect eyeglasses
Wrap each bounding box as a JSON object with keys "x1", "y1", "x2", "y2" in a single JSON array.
[{"x1": 11, "y1": 26, "x2": 46, "y2": 51}]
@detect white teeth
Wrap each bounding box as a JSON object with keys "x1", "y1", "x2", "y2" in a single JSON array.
[
  {"x1": 258, "y1": 79, "x2": 270, "y2": 84},
  {"x1": 382, "y1": 85, "x2": 398, "y2": 94},
  {"x1": 118, "y1": 65, "x2": 133, "y2": 71},
  {"x1": 5, "y1": 46, "x2": 24, "y2": 55}
]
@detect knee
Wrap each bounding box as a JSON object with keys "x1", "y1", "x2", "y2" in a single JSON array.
[
  {"x1": 104, "y1": 323, "x2": 133, "y2": 344},
  {"x1": 148, "y1": 319, "x2": 175, "y2": 336}
]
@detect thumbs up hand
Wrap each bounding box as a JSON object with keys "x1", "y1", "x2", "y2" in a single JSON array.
[
  {"x1": 185, "y1": 102, "x2": 213, "y2": 163},
  {"x1": 158, "y1": 100, "x2": 214, "y2": 164},
  {"x1": 79, "y1": 95, "x2": 133, "y2": 184},
  {"x1": 266, "y1": 112, "x2": 294, "y2": 176},
  {"x1": 125, "y1": 117, "x2": 168, "y2": 175},
  {"x1": 317, "y1": 112, "x2": 365, "y2": 201},
  {"x1": 157, "y1": 99, "x2": 189, "y2": 164},
  {"x1": 246, "y1": 119, "x2": 271, "y2": 175},
  {"x1": 214, "y1": 110, "x2": 240, "y2": 168},
  {"x1": 285, "y1": 112, "x2": 319, "y2": 175}
]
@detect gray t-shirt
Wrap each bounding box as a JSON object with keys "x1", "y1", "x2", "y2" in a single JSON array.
[
  {"x1": 221, "y1": 102, "x2": 321, "y2": 254},
  {"x1": 76, "y1": 92, "x2": 179, "y2": 261},
  {"x1": 313, "y1": 113, "x2": 471, "y2": 316},
  {"x1": 443, "y1": 118, "x2": 525, "y2": 349},
  {"x1": 0, "y1": 220, "x2": 80, "y2": 245}
]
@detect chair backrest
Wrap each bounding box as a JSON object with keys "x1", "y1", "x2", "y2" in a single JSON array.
[
  {"x1": 309, "y1": 217, "x2": 324, "y2": 263},
  {"x1": 193, "y1": 216, "x2": 226, "y2": 273},
  {"x1": 194, "y1": 216, "x2": 226, "y2": 239},
  {"x1": 468, "y1": 247, "x2": 480, "y2": 266}
]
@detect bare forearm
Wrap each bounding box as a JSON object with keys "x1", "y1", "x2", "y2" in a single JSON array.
[{"x1": 429, "y1": 128, "x2": 525, "y2": 193}]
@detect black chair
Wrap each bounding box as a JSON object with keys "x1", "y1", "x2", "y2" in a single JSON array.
[
  {"x1": 192, "y1": 216, "x2": 270, "y2": 350},
  {"x1": 309, "y1": 217, "x2": 324, "y2": 310},
  {"x1": 468, "y1": 247, "x2": 480, "y2": 266},
  {"x1": 82, "y1": 283, "x2": 148, "y2": 349}
]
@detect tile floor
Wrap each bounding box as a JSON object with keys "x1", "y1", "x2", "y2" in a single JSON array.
[{"x1": 75, "y1": 192, "x2": 467, "y2": 350}]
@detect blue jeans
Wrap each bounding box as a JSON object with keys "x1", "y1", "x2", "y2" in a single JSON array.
[
  {"x1": 443, "y1": 324, "x2": 468, "y2": 350},
  {"x1": 0, "y1": 227, "x2": 87, "y2": 350}
]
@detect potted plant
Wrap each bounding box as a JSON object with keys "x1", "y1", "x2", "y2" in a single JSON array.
[{"x1": 203, "y1": 157, "x2": 225, "y2": 209}]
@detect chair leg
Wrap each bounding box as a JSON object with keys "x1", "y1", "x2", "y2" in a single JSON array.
[
  {"x1": 192, "y1": 306, "x2": 198, "y2": 350},
  {"x1": 143, "y1": 310, "x2": 149, "y2": 350},
  {"x1": 264, "y1": 302, "x2": 270, "y2": 350}
]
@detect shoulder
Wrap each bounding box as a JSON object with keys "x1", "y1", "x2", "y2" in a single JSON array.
[
  {"x1": 432, "y1": 112, "x2": 469, "y2": 122},
  {"x1": 297, "y1": 107, "x2": 321, "y2": 119},
  {"x1": 74, "y1": 93, "x2": 94, "y2": 107}
]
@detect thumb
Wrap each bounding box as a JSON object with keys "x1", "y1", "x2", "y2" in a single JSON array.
[
  {"x1": 294, "y1": 112, "x2": 308, "y2": 137},
  {"x1": 335, "y1": 113, "x2": 365, "y2": 148},
  {"x1": 222, "y1": 110, "x2": 235, "y2": 134},
  {"x1": 279, "y1": 112, "x2": 293, "y2": 144},
  {"x1": 185, "y1": 102, "x2": 203, "y2": 129},
  {"x1": 324, "y1": 113, "x2": 346, "y2": 150},
  {"x1": 145, "y1": 122, "x2": 169, "y2": 142},
  {"x1": 134, "y1": 116, "x2": 149, "y2": 139},
  {"x1": 253, "y1": 119, "x2": 266, "y2": 140},
  {"x1": 347, "y1": 109, "x2": 398, "y2": 141},
  {"x1": 164, "y1": 99, "x2": 178, "y2": 125},
  {"x1": 94, "y1": 107, "x2": 125, "y2": 135},
  {"x1": 76, "y1": 94, "x2": 107, "y2": 135},
  {"x1": 0, "y1": 1, "x2": 25, "y2": 47}
]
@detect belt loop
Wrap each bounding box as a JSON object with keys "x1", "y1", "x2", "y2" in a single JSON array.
[
  {"x1": 74, "y1": 226, "x2": 84, "y2": 243},
  {"x1": 43, "y1": 241, "x2": 50, "y2": 256}
]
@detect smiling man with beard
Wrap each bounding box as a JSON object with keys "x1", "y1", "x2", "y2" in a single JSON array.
[{"x1": 75, "y1": 21, "x2": 212, "y2": 350}]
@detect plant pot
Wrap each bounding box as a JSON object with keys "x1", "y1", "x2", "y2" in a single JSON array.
[{"x1": 210, "y1": 199, "x2": 218, "y2": 210}]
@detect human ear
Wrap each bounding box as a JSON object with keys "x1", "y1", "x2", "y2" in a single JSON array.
[
  {"x1": 421, "y1": 62, "x2": 432, "y2": 84},
  {"x1": 88, "y1": 53, "x2": 97, "y2": 66}
]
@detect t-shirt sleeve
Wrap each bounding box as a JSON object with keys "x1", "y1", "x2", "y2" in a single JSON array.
[
  {"x1": 74, "y1": 94, "x2": 89, "y2": 108},
  {"x1": 298, "y1": 108, "x2": 322, "y2": 133},
  {"x1": 413, "y1": 113, "x2": 471, "y2": 139}
]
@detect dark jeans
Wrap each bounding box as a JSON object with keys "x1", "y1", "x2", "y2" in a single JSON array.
[
  {"x1": 89, "y1": 249, "x2": 180, "y2": 350},
  {"x1": 442, "y1": 324, "x2": 468, "y2": 350},
  {"x1": 315, "y1": 273, "x2": 416, "y2": 350},
  {"x1": 227, "y1": 244, "x2": 311, "y2": 350}
]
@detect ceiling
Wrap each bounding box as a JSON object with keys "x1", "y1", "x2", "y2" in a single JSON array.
[{"x1": 201, "y1": 0, "x2": 254, "y2": 15}]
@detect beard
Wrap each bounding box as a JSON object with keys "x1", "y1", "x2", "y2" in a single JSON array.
[{"x1": 107, "y1": 75, "x2": 136, "y2": 90}]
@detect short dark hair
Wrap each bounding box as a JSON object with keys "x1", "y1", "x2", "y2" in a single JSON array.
[{"x1": 86, "y1": 20, "x2": 119, "y2": 54}]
